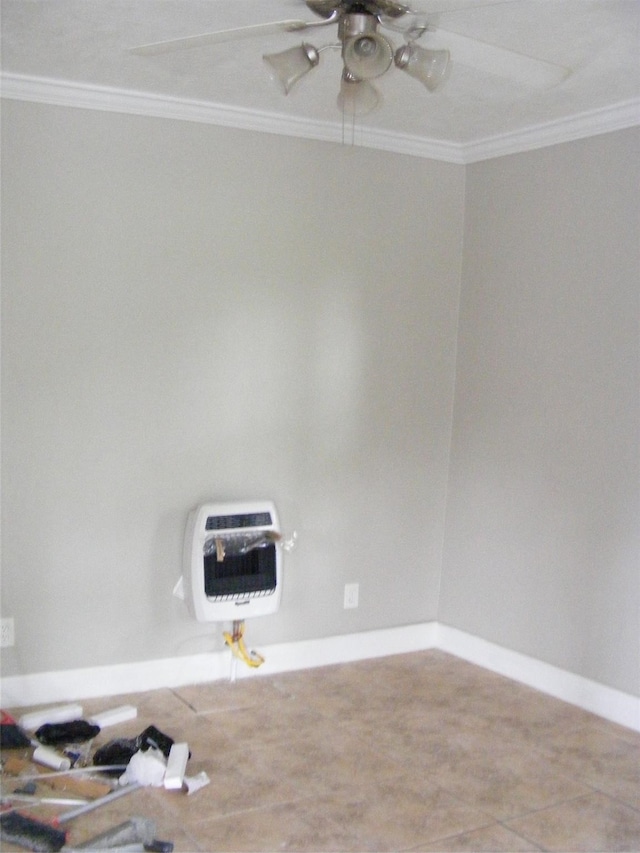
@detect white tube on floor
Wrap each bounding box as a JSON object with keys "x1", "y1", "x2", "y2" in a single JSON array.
[
  {"x1": 19, "y1": 703, "x2": 84, "y2": 730},
  {"x1": 87, "y1": 705, "x2": 138, "y2": 728},
  {"x1": 33, "y1": 745, "x2": 71, "y2": 771}
]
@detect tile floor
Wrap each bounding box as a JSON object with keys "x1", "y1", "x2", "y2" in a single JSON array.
[{"x1": 2, "y1": 650, "x2": 640, "y2": 851}]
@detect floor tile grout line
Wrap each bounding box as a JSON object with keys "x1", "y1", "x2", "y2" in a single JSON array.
[
  {"x1": 179, "y1": 791, "x2": 348, "y2": 827},
  {"x1": 495, "y1": 819, "x2": 548, "y2": 852},
  {"x1": 520, "y1": 740, "x2": 640, "y2": 816},
  {"x1": 501, "y1": 788, "x2": 623, "y2": 826},
  {"x1": 580, "y1": 784, "x2": 640, "y2": 816},
  {"x1": 170, "y1": 687, "x2": 199, "y2": 714},
  {"x1": 396, "y1": 818, "x2": 547, "y2": 853}
]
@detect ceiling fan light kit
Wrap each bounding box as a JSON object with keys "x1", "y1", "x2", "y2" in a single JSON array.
[
  {"x1": 341, "y1": 13, "x2": 393, "y2": 80},
  {"x1": 263, "y1": 42, "x2": 320, "y2": 94},
  {"x1": 130, "y1": 0, "x2": 571, "y2": 118},
  {"x1": 394, "y1": 43, "x2": 450, "y2": 92},
  {"x1": 337, "y1": 70, "x2": 381, "y2": 116},
  {"x1": 261, "y1": 1, "x2": 450, "y2": 109}
]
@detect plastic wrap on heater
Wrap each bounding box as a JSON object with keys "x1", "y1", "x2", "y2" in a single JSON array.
[{"x1": 203, "y1": 531, "x2": 280, "y2": 558}]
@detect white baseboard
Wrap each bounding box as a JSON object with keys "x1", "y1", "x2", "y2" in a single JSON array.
[
  {"x1": 0, "y1": 622, "x2": 438, "y2": 709},
  {"x1": 2, "y1": 621, "x2": 638, "y2": 732},
  {"x1": 256, "y1": 621, "x2": 439, "y2": 677},
  {"x1": 436, "y1": 624, "x2": 640, "y2": 732}
]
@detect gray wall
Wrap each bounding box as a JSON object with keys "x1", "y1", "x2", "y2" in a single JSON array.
[
  {"x1": 1, "y1": 101, "x2": 464, "y2": 676},
  {"x1": 2, "y1": 102, "x2": 638, "y2": 698},
  {"x1": 440, "y1": 129, "x2": 640, "y2": 695}
]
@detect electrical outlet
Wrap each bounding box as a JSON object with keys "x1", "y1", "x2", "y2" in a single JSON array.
[
  {"x1": 344, "y1": 583, "x2": 359, "y2": 609},
  {"x1": 0, "y1": 617, "x2": 15, "y2": 648}
]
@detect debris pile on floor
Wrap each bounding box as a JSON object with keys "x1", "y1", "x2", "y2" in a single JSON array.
[{"x1": 0, "y1": 704, "x2": 210, "y2": 851}]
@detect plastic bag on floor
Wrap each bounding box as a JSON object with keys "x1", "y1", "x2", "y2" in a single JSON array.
[{"x1": 119, "y1": 747, "x2": 167, "y2": 787}]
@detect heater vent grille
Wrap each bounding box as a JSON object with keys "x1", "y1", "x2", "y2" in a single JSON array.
[
  {"x1": 204, "y1": 544, "x2": 277, "y2": 598},
  {"x1": 210, "y1": 588, "x2": 276, "y2": 603},
  {"x1": 205, "y1": 512, "x2": 272, "y2": 531}
]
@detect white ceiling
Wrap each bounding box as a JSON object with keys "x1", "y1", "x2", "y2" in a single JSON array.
[{"x1": 2, "y1": 0, "x2": 639, "y2": 162}]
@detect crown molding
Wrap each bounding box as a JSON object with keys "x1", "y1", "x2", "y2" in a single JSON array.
[
  {"x1": 463, "y1": 99, "x2": 640, "y2": 162},
  {"x1": 0, "y1": 73, "x2": 466, "y2": 163},
  {"x1": 2, "y1": 73, "x2": 638, "y2": 164}
]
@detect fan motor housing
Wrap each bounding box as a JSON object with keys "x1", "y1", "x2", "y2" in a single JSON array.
[{"x1": 306, "y1": 0, "x2": 410, "y2": 19}]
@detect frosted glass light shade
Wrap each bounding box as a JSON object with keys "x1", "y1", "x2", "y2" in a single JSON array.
[
  {"x1": 337, "y1": 75, "x2": 381, "y2": 116},
  {"x1": 263, "y1": 43, "x2": 320, "y2": 94},
  {"x1": 343, "y1": 32, "x2": 393, "y2": 80},
  {"x1": 394, "y1": 43, "x2": 450, "y2": 91}
]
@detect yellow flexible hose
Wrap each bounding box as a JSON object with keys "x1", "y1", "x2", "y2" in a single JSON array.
[{"x1": 223, "y1": 621, "x2": 265, "y2": 668}]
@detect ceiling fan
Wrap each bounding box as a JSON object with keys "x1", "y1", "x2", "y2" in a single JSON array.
[{"x1": 130, "y1": 0, "x2": 570, "y2": 117}]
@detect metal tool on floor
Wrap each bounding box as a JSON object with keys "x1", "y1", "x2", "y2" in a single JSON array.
[
  {"x1": 57, "y1": 782, "x2": 142, "y2": 825},
  {"x1": 73, "y1": 816, "x2": 173, "y2": 851}
]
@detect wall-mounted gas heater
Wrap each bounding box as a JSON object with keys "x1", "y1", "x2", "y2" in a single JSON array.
[{"x1": 183, "y1": 501, "x2": 283, "y2": 623}]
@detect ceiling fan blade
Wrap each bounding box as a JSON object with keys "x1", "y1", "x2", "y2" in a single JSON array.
[
  {"x1": 128, "y1": 20, "x2": 314, "y2": 56},
  {"x1": 380, "y1": 12, "x2": 432, "y2": 39},
  {"x1": 380, "y1": 0, "x2": 509, "y2": 33},
  {"x1": 435, "y1": 27, "x2": 570, "y2": 88}
]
